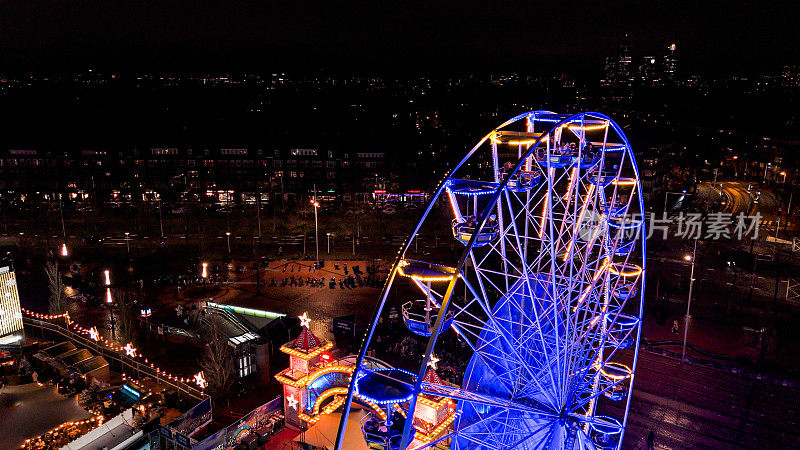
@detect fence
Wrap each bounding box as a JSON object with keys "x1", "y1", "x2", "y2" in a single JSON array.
[{"x1": 23, "y1": 316, "x2": 206, "y2": 401}]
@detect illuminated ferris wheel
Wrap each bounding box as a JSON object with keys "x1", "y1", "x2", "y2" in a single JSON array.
[{"x1": 335, "y1": 111, "x2": 645, "y2": 450}]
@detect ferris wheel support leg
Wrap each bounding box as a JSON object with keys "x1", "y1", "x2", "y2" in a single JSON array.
[
  {"x1": 492, "y1": 142, "x2": 500, "y2": 183},
  {"x1": 497, "y1": 192, "x2": 509, "y2": 292},
  {"x1": 562, "y1": 120, "x2": 586, "y2": 397},
  {"x1": 544, "y1": 140, "x2": 565, "y2": 408}
]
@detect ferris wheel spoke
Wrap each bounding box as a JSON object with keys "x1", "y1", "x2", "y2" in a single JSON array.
[
  {"x1": 462, "y1": 259, "x2": 496, "y2": 316},
  {"x1": 421, "y1": 382, "x2": 554, "y2": 417},
  {"x1": 415, "y1": 408, "x2": 511, "y2": 450},
  {"x1": 461, "y1": 294, "x2": 561, "y2": 407},
  {"x1": 456, "y1": 406, "x2": 557, "y2": 450}
]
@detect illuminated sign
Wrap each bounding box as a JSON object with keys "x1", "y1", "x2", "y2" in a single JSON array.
[{"x1": 0, "y1": 267, "x2": 23, "y2": 338}]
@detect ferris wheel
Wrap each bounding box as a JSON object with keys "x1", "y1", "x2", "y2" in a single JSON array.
[{"x1": 334, "y1": 111, "x2": 645, "y2": 450}]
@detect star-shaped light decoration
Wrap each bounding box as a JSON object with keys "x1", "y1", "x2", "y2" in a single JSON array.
[
  {"x1": 427, "y1": 353, "x2": 440, "y2": 370},
  {"x1": 194, "y1": 371, "x2": 207, "y2": 389},
  {"x1": 88, "y1": 327, "x2": 99, "y2": 341},
  {"x1": 298, "y1": 312, "x2": 311, "y2": 328},
  {"x1": 123, "y1": 343, "x2": 137, "y2": 357},
  {"x1": 286, "y1": 394, "x2": 299, "y2": 410}
]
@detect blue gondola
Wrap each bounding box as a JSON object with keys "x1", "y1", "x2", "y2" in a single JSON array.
[
  {"x1": 355, "y1": 368, "x2": 416, "y2": 449},
  {"x1": 610, "y1": 238, "x2": 635, "y2": 256},
  {"x1": 598, "y1": 362, "x2": 632, "y2": 401},
  {"x1": 589, "y1": 416, "x2": 623, "y2": 449},
  {"x1": 535, "y1": 151, "x2": 573, "y2": 169},
  {"x1": 452, "y1": 217, "x2": 499, "y2": 247},
  {"x1": 606, "y1": 215, "x2": 642, "y2": 230},
  {"x1": 613, "y1": 283, "x2": 638, "y2": 300},
  {"x1": 506, "y1": 171, "x2": 541, "y2": 192},
  {"x1": 447, "y1": 179, "x2": 499, "y2": 196},
  {"x1": 588, "y1": 173, "x2": 619, "y2": 187},
  {"x1": 602, "y1": 201, "x2": 628, "y2": 218},
  {"x1": 573, "y1": 153, "x2": 600, "y2": 169},
  {"x1": 402, "y1": 299, "x2": 454, "y2": 337},
  {"x1": 606, "y1": 313, "x2": 639, "y2": 350}
]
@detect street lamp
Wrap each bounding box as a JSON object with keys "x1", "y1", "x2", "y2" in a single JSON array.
[
  {"x1": 327, "y1": 232, "x2": 331, "y2": 254},
  {"x1": 158, "y1": 197, "x2": 165, "y2": 241},
  {"x1": 311, "y1": 188, "x2": 320, "y2": 265},
  {"x1": 124, "y1": 232, "x2": 130, "y2": 254},
  {"x1": 105, "y1": 288, "x2": 115, "y2": 339},
  {"x1": 226, "y1": 231, "x2": 231, "y2": 254},
  {"x1": 780, "y1": 171, "x2": 787, "y2": 184},
  {"x1": 763, "y1": 162, "x2": 771, "y2": 183},
  {"x1": 59, "y1": 194, "x2": 68, "y2": 257},
  {"x1": 681, "y1": 239, "x2": 697, "y2": 364},
  {"x1": 201, "y1": 262, "x2": 208, "y2": 280},
  {"x1": 103, "y1": 269, "x2": 111, "y2": 286},
  {"x1": 664, "y1": 191, "x2": 687, "y2": 214}
]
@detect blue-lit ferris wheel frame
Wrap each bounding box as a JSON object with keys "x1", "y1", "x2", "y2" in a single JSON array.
[{"x1": 334, "y1": 111, "x2": 646, "y2": 450}]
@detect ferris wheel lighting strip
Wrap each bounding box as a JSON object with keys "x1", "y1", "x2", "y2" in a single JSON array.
[
  {"x1": 608, "y1": 264, "x2": 642, "y2": 277},
  {"x1": 606, "y1": 314, "x2": 640, "y2": 327},
  {"x1": 573, "y1": 259, "x2": 611, "y2": 311},
  {"x1": 563, "y1": 167, "x2": 578, "y2": 201},
  {"x1": 565, "y1": 123, "x2": 609, "y2": 132},
  {"x1": 599, "y1": 363, "x2": 632, "y2": 381},
  {"x1": 538, "y1": 171, "x2": 552, "y2": 238},
  {"x1": 397, "y1": 260, "x2": 458, "y2": 282},
  {"x1": 490, "y1": 136, "x2": 539, "y2": 146},
  {"x1": 611, "y1": 178, "x2": 637, "y2": 186},
  {"x1": 446, "y1": 190, "x2": 461, "y2": 219},
  {"x1": 563, "y1": 185, "x2": 597, "y2": 262},
  {"x1": 588, "y1": 416, "x2": 624, "y2": 435}
]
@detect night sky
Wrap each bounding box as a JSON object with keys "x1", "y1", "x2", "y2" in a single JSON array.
[{"x1": 2, "y1": 0, "x2": 799, "y2": 73}]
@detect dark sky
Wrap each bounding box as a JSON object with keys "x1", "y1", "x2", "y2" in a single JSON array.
[{"x1": 2, "y1": 0, "x2": 799, "y2": 73}]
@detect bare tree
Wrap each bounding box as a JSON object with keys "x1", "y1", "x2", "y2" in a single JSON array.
[
  {"x1": 46, "y1": 261, "x2": 67, "y2": 314},
  {"x1": 200, "y1": 317, "x2": 234, "y2": 399},
  {"x1": 114, "y1": 290, "x2": 138, "y2": 343}
]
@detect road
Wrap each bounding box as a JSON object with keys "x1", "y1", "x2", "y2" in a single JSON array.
[{"x1": 603, "y1": 349, "x2": 800, "y2": 449}]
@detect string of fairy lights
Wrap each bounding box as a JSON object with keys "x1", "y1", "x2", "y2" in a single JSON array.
[
  {"x1": 20, "y1": 415, "x2": 104, "y2": 449},
  {"x1": 21, "y1": 308, "x2": 207, "y2": 393}
]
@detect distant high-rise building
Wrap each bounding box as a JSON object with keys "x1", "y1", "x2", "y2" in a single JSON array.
[
  {"x1": 601, "y1": 56, "x2": 618, "y2": 87},
  {"x1": 639, "y1": 55, "x2": 659, "y2": 85},
  {"x1": 664, "y1": 43, "x2": 678, "y2": 84},
  {"x1": 618, "y1": 35, "x2": 634, "y2": 86}
]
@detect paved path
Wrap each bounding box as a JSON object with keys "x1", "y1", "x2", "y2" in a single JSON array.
[{"x1": 0, "y1": 383, "x2": 91, "y2": 449}]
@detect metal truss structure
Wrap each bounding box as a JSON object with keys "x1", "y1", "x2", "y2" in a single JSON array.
[{"x1": 335, "y1": 111, "x2": 646, "y2": 449}]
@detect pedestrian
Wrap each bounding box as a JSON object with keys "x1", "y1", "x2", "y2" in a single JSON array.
[
  {"x1": 646, "y1": 430, "x2": 655, "y2": 449},
  {"x1": 671, "y1": 320, "x2": 679, "y2": 334}
]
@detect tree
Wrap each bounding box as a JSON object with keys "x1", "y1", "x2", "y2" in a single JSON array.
[
  {"x1": 114, "y1": 290, "x2": 139, "y2": 343},
  {"x1": 46, "y1": 261, "x2": 67, "y2": 314},
  {"x1": 199, "y1": 317, "x2": 234, "y2": 400}
]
